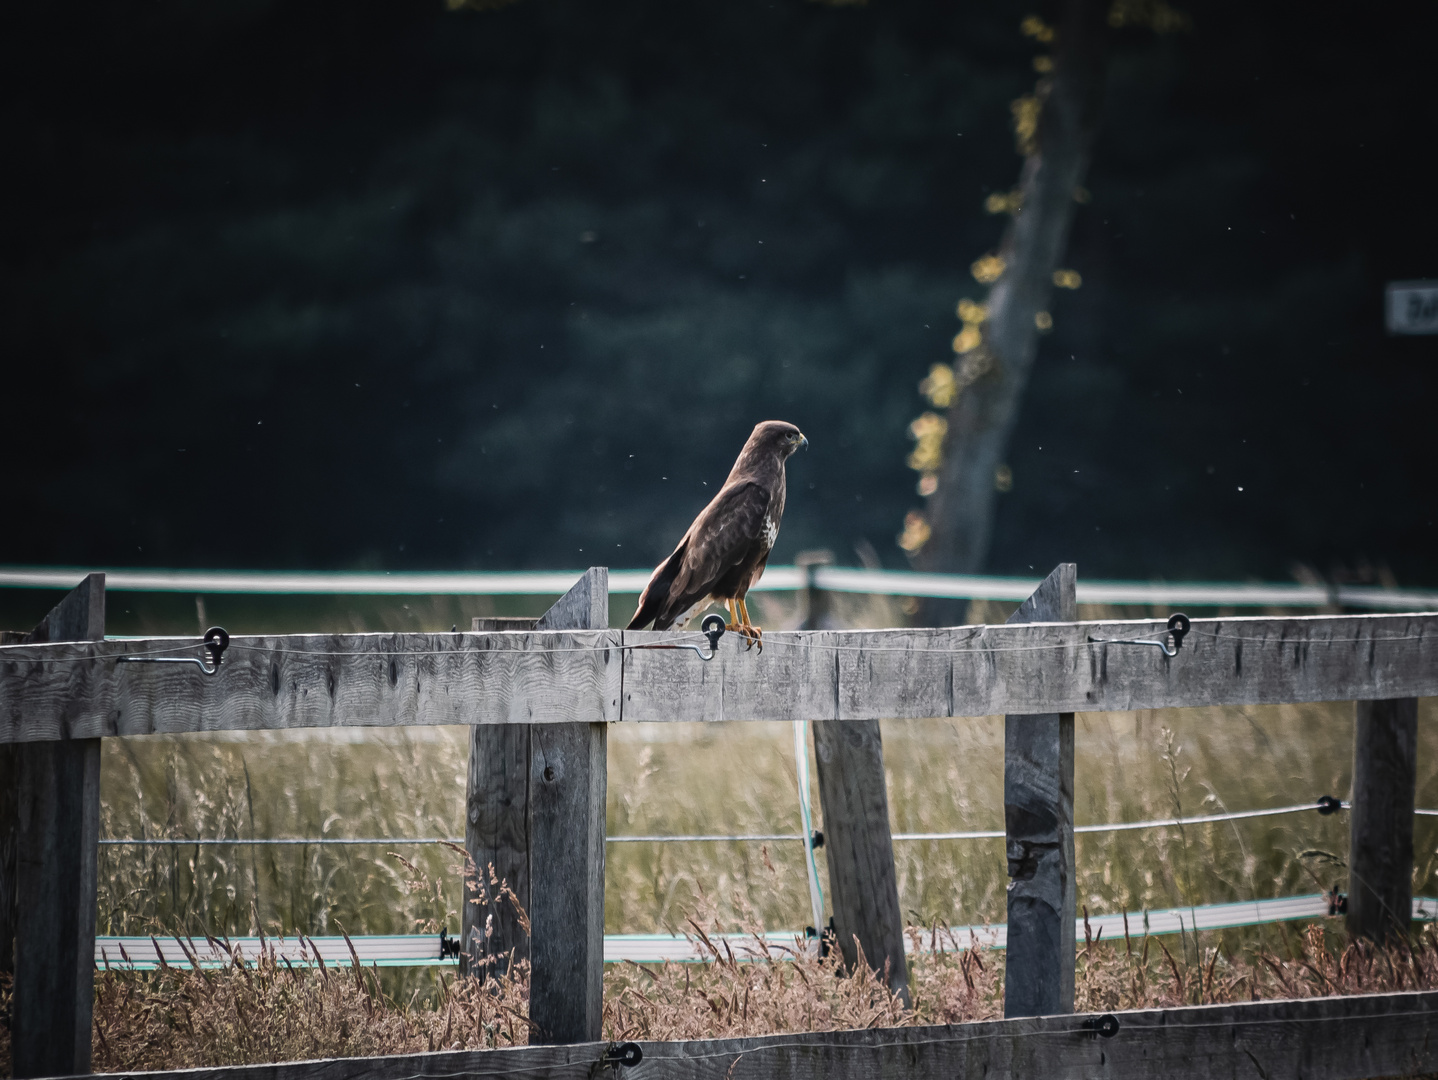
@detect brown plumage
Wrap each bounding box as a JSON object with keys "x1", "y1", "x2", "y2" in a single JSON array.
[{"x1": 627, "y1": 421, "x2": 808, "y2": 645}]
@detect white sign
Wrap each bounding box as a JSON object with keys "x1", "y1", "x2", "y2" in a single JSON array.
[{"x1": 1386, "y1": 280, "x2": 1438, "y2": 335}]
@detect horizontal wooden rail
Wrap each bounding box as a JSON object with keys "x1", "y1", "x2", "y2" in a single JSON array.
[
  {"x1": 59, "y1": 990, "x2": 1438, "y2": 1080},
  {"x1": 2, "y1": 612, "x2": 1436, "y2": 741}
]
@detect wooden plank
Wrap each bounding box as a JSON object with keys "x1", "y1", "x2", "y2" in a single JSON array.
[
  {"x1": 1003, "y1": 564, "x2": 1076, "y2": 1017},
  {"x1": 0, "y1": 628, "x2": 622, "y2": 742},
  {"x1": 0, "y1": 738, "x2": 13, "y2": 976},
  {"x1": 527, "y1": 568, "x2": 608, "y2": 1044},
  {"x1": 4, "y1": 611, "x2": 1438, "y2": 740},
  {"x1": 463, "y1": 616, "x2": 538, "y2": 979},
  {"x1": 11, "y1": 573, "x2": 104, "y2": 1079},
  {"x1": 462, "y1": 721, "x2": 530, "y2": 977},
  {"x1": 811, "y1": 718, "x2": 909, "y2": 1003},
  {"x1": 70, "y1": 990, "x2": 1438, "y2": 1080},
  {"x1": 1348, "y1": 697, "x2": 1418, "y2": 943},
  {"x1": 621, "y1": 610, "x2": 1438, "y2": 722}
]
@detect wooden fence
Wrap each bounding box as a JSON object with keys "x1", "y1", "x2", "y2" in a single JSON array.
[{"x1": 1, "y1": 566, "x2": 1434, "y2": 1079}]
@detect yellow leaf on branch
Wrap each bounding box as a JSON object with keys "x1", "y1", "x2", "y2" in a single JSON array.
[
  {"x1": 971, "y1": 254, "x2": 1006, "y2": 284},
  {"x1": 952, "y1": 325, "x2": 983, "y2": 355},
  {"x1": 956, "y1": 298, "x2": 988, "y2": 324},
  {"x1": 918, "y1": 363, "x2": 957, "y2": 408}
]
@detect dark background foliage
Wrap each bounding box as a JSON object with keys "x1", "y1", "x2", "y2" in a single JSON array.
[{"x1": 3, "y1": 0, "x2": 1434, "y2": 581}]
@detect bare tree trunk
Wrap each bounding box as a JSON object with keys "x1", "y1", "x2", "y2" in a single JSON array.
[{"x1": 916, "y1": 0, "x2": 1107, "y2": 612}]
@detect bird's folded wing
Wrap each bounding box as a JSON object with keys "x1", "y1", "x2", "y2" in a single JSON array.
[{"x1": 663, "y1": 480, "x2": 773, "y2": 614}]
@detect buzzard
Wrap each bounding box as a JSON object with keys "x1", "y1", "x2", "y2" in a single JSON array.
[{"x1": 627, "y1": 420, "x2": 808, "y2": 648}]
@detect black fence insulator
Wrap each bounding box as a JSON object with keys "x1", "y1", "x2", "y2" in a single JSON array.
[
  {"x1": 117, "y1": 626, "x2": 230, "y2": 675},
  {"x1": 1080, "y1": 1013, "x2": 1120, "y2": 1038},
  {"x1": 1317, "y1": 794, "x2": 1344, "y2": 815},
  {"x1": 1328, "y1": 886, "x2": 1348, "y2": 916},
  {"x1": 438, "y1": 927, "x2": 463, "y2": 960},
  {"x1": 805, "y1": 917, "x2": 836, "y2": 958},
  {"x1": 597, "y1": 1042, "x2": 643, "y2": 1071},
  {"x1": 1087, "y1": 613, "x2": 1190, "y2": 657},
  {"x1": 810, "y1": 829, "x2": 825, "y2": 850}
]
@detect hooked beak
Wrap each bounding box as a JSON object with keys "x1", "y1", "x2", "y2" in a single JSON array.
[{"x1": 799, "y1": 433, "x2": 809, "y2": 450}]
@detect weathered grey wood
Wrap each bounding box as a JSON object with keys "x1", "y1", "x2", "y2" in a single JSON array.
[
  {"x1": 527, "y1": 713, "x2": 607, "y2": 1043},
  {"x1": 0, "y1": 623, "x2": 24, "y2": 976},
  {"x1": 534, "y1": 569, "x2": 607, "y2": 635},
  {"x1": 463, "y1": 720, "x2": 530, "y2": 977},
  {"x1": 471, "y1": 617, "x2": 542, "y2": 632},
  {"x1": 52, "y1": 991, "x2": 1438, "y2": 1080},
  {"x1": 1004, "y1": 564, "x2": 1076, "y2": 1018},
  {"x1": 462, "y1": 615, "x2": 539, "y2": 978},
  {"x1": 12, "y1": 573, "x2": 104, "y2": 1078},
  {"x1": 528, "y1": 567, "x2": 608, "y2": 1045},
  {"x1": 5, "y1": 611, "x2": 1438, "y2": 739},
  {"x1": 811, "y1": 719, "x2": 908, "y2": 1003},
  {"x1": 0, "y1": 628, "x2": 622, "y2": 741},
  {"x1": 463, "y1": 571, "x2": 606, "y2": 1042},
  {"x1": 795, "y1": 549, "x2": 835, "y2": 631},
  {"x1": 0, "y1": 739, "x2": 13, "y2": 976},
  {"x1": 1348, "y1": 696, "x2": 1418, "y2": 943},
  {"x1": 620, "y1": 610, "x2": 1438, "y2": 724}
]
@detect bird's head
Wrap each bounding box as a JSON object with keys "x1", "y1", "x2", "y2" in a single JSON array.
[{"x1": 749, "y1": 420, "x2": 809, "y2": 459}]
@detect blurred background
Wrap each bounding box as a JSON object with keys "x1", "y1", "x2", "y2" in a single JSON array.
[{"x1": 4, "y1": 0, "x2": 1434, "y2": 585}]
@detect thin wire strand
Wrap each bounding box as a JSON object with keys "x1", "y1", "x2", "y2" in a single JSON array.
[
  {"x1": 100, "y1": 798, "x2": 1386, "y2": 847},
  {"x1": 1, "y1": 613, "x2": 1430, "y2": 665}
]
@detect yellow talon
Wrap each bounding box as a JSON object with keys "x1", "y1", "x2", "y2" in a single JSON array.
[{"x1": 736, "y1": 598, "x2": 763, "y2": 653}]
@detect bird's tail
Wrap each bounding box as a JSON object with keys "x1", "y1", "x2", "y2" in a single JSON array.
[{"x1": 626, "y1": 541, "x2": 689, "y2": 630}]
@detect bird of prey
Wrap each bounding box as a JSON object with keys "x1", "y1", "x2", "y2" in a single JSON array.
[{"x1": 627, "y1": 420, "x2": 808, "y2": 648}]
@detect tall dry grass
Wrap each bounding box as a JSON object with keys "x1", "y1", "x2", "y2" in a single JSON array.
[
  {"x1": 6, "y1": 905, "x2": 1432, "y2": 1073},
  {"x1": 88, "y1": 587, "x2": 1438, "y2": 943}
]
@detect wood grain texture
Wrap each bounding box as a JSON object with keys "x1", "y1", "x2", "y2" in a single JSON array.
[
  {"x1": 11, "y1": 573, "x2": 104, "y2": 1079},
  {"x1": 71, "y1": 990, "x2": 1438, "y2": 1080},
  {"x1": 527, "y1": 717, "x2": 607, "y2": 1043},
  {"x1": 1348, "y1": 697, "x2": 1418, "y2": 943},
  {"x1": 527, "y1": 568, "x2": 608, "y2": 1045},
  {"x1": 811, "y1": 719, "x2": 908, "y2": 1003},
  {"x1": 535, "y1": 569, "x2": 607, "y2": 634},
  {"x1": 463, "y1": 607, "x2": 542, "y2": 976},
  {"x1": 1, "y1": 629, "x2": 621, "y2": 742},
  {"x1": 4, "y1": 611, "x2": 1437, "y2": 740},
  {"x1": 0, "y1": 631, "x2": 35, "y2": 973},
  {"x1": 1003, "y1": 564, "x2": 1076, "y2": 1018},
  {"x1": 0, "y1": 741, "x2": 13, "y2": 974},
  {"x1": 463, "y1": 722, "x2": 530, "y2": 976},
  {"x1": 620, "y1": 610, "x2": 1438, "y2": 723}
]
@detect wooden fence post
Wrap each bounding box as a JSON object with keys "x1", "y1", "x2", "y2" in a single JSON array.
[
  {"x1": 812, "y1": 721, "x2": 910, "y2": 1004},
  {"x1": 795, "y1": 549, "x2": 835, "y2": 631},
  {"x1": 0, "y1": 681, "x2": 16, "y2": 980},
  {"x1": 463, "y1": 568, "x2": 607, "y2": 1044},
  {"x1": 1004, "y1": 563, "x2": 1076, "y2": 1018},
  {"x1": 1348, "y1": 697, "x2": 1417, "y2": 944},
  {"x1": 463, "y1": 694, "x2": 532, "y2": 979},
  {"x1": 9, "y1": 573, "x2": 105, "y2": 1078}
]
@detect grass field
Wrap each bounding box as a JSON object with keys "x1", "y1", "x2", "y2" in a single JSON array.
[
  {"x1": 80, "y1": 588, "x2": 1438, "y2": 947},
  {"x1": 4, "y1": 584, "x2": 1436, "y2": 1073}
]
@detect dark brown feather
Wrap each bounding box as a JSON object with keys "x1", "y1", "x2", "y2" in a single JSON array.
[{"x1": 628, "y1": 421, "x2": 805, "y2": 631}]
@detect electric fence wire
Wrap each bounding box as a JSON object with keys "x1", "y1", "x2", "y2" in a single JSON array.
[
  {"x1": 2, "y1": 619, "x2": 1431, "y2": 664},
  {"x1": 99, "y1": 796, "x2": 1389, "y2": 847}
]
